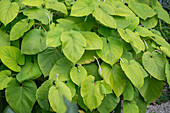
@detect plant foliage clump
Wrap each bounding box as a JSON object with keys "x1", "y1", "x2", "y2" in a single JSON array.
[{"x1": 0, "y1": 0, "x2": 170, "y2": 113}]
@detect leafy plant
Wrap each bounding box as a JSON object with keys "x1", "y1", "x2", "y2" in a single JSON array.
[{"x1": 0, "y1": 0, "x2": 170, "y2": 113}]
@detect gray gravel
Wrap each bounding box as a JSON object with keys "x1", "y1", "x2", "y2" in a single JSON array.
[{"x1": 146, "y1": 101, "x2": 170, "y2": 113}]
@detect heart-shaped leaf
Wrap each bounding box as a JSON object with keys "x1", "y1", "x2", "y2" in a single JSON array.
[
  {"x1": 0, "y1": 46, "x2": 25, "y2": 72},
  {"x1": 70, "y1": 65, "x2": 87, "y2": 86},
  {"x1": 5, "y1": 79, "x2": 37, "y2": 113},
  {"x1": 0, "y1": 70, "x2": 13, "y2": 90},
  {"x1": 61, "y1": 30, "x2": 86, "y2": 64},
  {"x1": 0, "y1": 1, "x2": 19, "y2": 26},
  {"x1": 48, "y1": 82, "x2": 72, "y2": 113}
]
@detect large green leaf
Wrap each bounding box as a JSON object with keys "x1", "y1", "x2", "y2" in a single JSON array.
[
  {"x1": 106, "y1": 1, "x2": 135, "y2": 17},
  {"x1": 81, "y1": 75, "x2": 104, "y2": 111},
  {"x1": 142, "y1": 51, "x2": 167, "y2": 80},
  {"x1": 100, "y1": 80, "x2": 112, "y2": 95},
  {"x1": 141, "y1": 16, "x2": 158, "y2": 29},
  {"x1": 0, "y1": 30, "x2": 10, "y2": 47},
  {"x1": 100, "y1": 63, "x2": 126, "y2": 97},
  {"x1": 38, "y1": 47, "x2": 64, "y2": 77},
  {"x1": 16, "y1": 56, "x2": 42, "y2": 83},
  {"x1": 0, "y1": 1, "x2": 19, "y2": 26},
  {"x1": 61, "y1": 30, "x2": 86, "y2": 64},
  {"x1": 98, "y1": 94, "x2": 120, "y2": 113},
  {"x1": 23, "y1": 8, "x2": 51, "y2": 25},
  {"x1": 135, "y1": 26, "x2": 154, "y2": 37},
  {"x1": 80, "y1": 31, "x2": 103, "y2": 50},
  {"x1": 21, "y1": 29, "x2": 46, "y2": 55},
  {"x1": 22, "y1": 0, "x2": 44, "y2": 7},
  {"x1": 139, "y1": 77, "x2": 163, "y2": 104},
  {"x1": 92, "y1": 5, "x2": 117, "y2": 28},
  {"x1": 46, "y1": 26, "x2": 64, "y2": 48},
  {"x1": 48, "y1": 82, "x2": 72, "y2": 113},
  {"x1": 49, "y1": 57, "x2": 74, "y2": 81},
  {"x1": 70, "y1": 65, "x2": 87, "y2": 86},
  {"x1": 5, "y1": 79, "x2": 37, "y2": 113},
  {"x1": 0, "y1": 46, "x2": 25, "y2": 72},
  {"x1": 96, "y1": 37, "x2": 123, "y2": 65},
  {"x1": 10, "y1": 19, "x2": 34, "y2": 41},
  {"x1": 123, "y1": 100, "x2": 139, "y2": 113},
  {"x1": 45, "y1": 0, "x2": 68, "y2": 15},
  {"x1": 154, "y1": 7, "x2": 170, "y2": 24},
  {"x1": 118, "y1": 29, "x2": 145, "y2": 54},
  {"x1": 36, "y1": 79, "x2": 53, "y2": 111},
  {"x1": 125, "y1": 16, "x2": 139, "y2": 31},
  {"x1": 128, "y1": 0, "x2": 156, "y2": 20},
  {"x1": 114, "y1": 16, "x2": 129, "y2": 29},
  {"x1": 120, "y1": 58, "x2": 144, "y2": 89},
  {"x1": 123, "y1": 80, "x2": 134, "y2": 101},
  {"x1": 70, "y1": 0, "x2": 95, "y2": 17},
  {"x1": 0, "y1": 70, "x2": 13, "y2": 90}
]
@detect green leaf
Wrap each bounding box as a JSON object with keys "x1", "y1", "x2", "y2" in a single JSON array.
[
  {"x1": 80, "y1": 31, "x2": 103, "y2": 50},
  {"x1": 128, "y1": 0, "x2": 156, "y2": 20},
  {"x1": 81, "y1": 75, "x2": 104, "y2": 111},
  {"x1": 107, "y1": 1, "x2": 135, "y2": 17},
  {"x1": 36, "y1": 79, "x2": 53, "y2": 111},
  {"x1": 66, "y1": 80, "x2": 76, "y2": 98},
  {"x1": 125, "y1": 16, "x2": 139, "y2": 31},
  {"x1": 114, "y1": 16, "x2": 129, "y2": 29},
  {"x1": 98, "y1": 94, "x2": 120, "y2": 113},
  {"x1": 120, "y1": 58, "x2": 144, "y2": 89},
  {"x1": 76, "y1": 51, "x2": 96, "y2": 64},
  {"x1": 77, "y1": 88, "x2": 88, "y2": 111},
  {"x1": 0, "y1": 1, "x2": 19, "y2": 26},
  {"x1": 142, "y1": 51, "x2": 167, "y2": 80},
  {"x1": 0, "y1": 70, "x2": 13, "y2": 90},
  {"x1": 46, "y1": 26, "x2": 64, "y2": 47},
  {"x1": 70, "y1": 65, "x2": 87, "y2": 86},
  {"x1": 123, "y1": 100, "x2": 139, "y2": 113},
  {"x1": 0, "y1": 46, "x2": 25, "y2": 72},
  {"x1": 99, "y1": 80, "x2": 112, "y2": 95},
  {"x1": 38, "y1": 47, "x2": 64, "y2": 77},
  {"x1": 118, "y1": 29, "x2": 145, "y2": 54},
  {"x1": 10, "y1": 19, "x2": 34, "y2": 41},
  {"x1": 16, "y1": 56, "x2": 42, "y2": 83},
  {"x1": 154, "y1": 7, "x2": 170, "y2": 24},
  {"x1": 61, "y1": 30, "x2": 86, "y2": 64},
  {"x1": 23, "y1": 8, "x2": 51, "y2": 25},
  {"x1": 135, "y1": 26, "x2": 154, "y2": 37},
  {"x1": 5, "y1": 79, "x2": 37, "y2": 113},
  {"x1": 100, "y1": 63, "x2": 126, "y2": 97},
  {"x1": 45, "y1": 0, "x2": 68, "y2": 15},
  {"x1": 48, "y1": 82, "x2": 72, "y2": 113},
  {"x1": 21, "y1": 29, "x2": 46, "y2": 55},
  {"x1": 141, "y1": 16, "x2": 158, "y2": 29},
  {"x1": 22, "y1": 0, "x2": 44, "y2": 7},
  {"x1": 96, "y1": 37, "x2": 123, "y2": 65},
  {"x1": 70, "y1": 0, "x2": 95, "y2": 17},
  {"x1": 92, "y1": 5, "x2": 117, "y2": 28},
  {"x1": 0, "y1": 30, "x2": 10, "y2": 47},
  {"x1": 165, "y1": 62, "x2": 170, "y2": 86},
  {"x1": 57, "y1": 19, "x2": 80, "y2": 31},
  {"x1": 123, "y1": 80, "x2": 134, "y2": 101},
  {"x1": 139, "y1": 77, "x2": 163, "y2": 104},
  {"x1": 49, "y1": 57, "x2": 74, "y2": 81}
]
